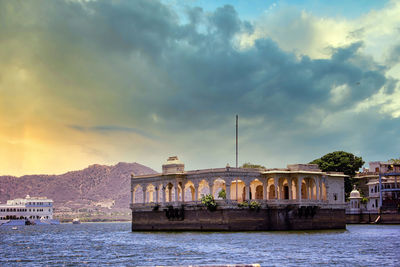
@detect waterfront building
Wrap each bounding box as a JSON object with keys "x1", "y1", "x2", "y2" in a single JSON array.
[
  {"x1": 0, "y1": 195, "x2": 57, "y2": 225},
  {"x1": 130, "y1": 156, "x2": 347, "y2": 231},
  {"x1": 355, "y1": 161, "x2": 400, "y2": 212}
]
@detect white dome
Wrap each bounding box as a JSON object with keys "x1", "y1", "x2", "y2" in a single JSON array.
[{"x1": 350, "y1": 185, "x2": 361, "y2": 198}]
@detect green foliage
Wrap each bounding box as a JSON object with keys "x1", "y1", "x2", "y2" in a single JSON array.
[
  {"x1": 241, "y1": 162, "x2": 266, "y2": 169},
  {"x1": 389, "y1": 158, "x2": 400, "y2": 164},
  {"x1": 310, "y1": 151, "x2": 364, "y2": 198},
  {"x1": 201, "y1": 194, "x2": 217, "y2": 211},
  {"x1": 249, "y1": 201, "x2": 261, "y2": 211},
  {"x1": 361, "y1": 197, "x2": 368, "y2": 204},
  {"x1": 238, "y1": 201, "x2": 249, "y2": 208},
  {"x1": 218, "y1": 189, "x2": 227, "y2": 199}
]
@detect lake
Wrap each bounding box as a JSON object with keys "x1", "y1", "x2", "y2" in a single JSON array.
[{"x1": 1, "y1": 223, "x2": 399, "y2": 266}]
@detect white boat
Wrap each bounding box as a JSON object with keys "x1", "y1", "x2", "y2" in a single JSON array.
[
  {"x1": 72, "y1": 218, "x2": 81, "y2": 224},
  {"x1": 0, "y1": 195, "x2": 60, "y2": 226}
]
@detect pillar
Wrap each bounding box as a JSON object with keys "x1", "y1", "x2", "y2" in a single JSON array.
[
  {"x1": 181, "y1": 184, "x2": 185, "y2": 203},
  {"x1": 297, "y1": 177, "x2": 302, "y2": 202},
  {"x1": 315, "y1": 178, "x2": 320, "y2": 201},
  {"x1": 245, "y1": 182, "x2": 250, "y2": 201},
  {"x1": 155, "y1": 186, "x2": 159, "y2": 204},
  {"x1": 226, "y1": 184, "x2": 231, "y2": 201},
  {"x1": 210, "y1": 183, "x2": 214, "y2": 199},
  {"x1": 263, "y1": 179, "x2": 267, "y2": 200},
  {"x1": 194, "y1": 184, "x2": 199, "y2": 201},
  {"x1": 174, "y1": 182, "x2": 179, "y2": 202},
  {"x1": 288, "y1": 178, "x2": 293, "y2": 200},
  {"x1": 162, "y1": 186, "x2": 166, "y2": 205},
  {"x1": 305, "y1": 181, "x2": 309, "y2": 200},
  {"x1": 142, "y1": 184, "x2": 147, "y2": 204}
]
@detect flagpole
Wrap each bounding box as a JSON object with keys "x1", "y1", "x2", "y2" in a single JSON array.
[{"x1": 236, "y1": 114, "x2": 238, "y2": 201}]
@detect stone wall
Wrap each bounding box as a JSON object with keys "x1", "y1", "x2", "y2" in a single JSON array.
[
  {"x1": 131, "y1": 206, "x2": 346, "y2": 231},
  {"x1": 346, "y1": 213, "x2": 400, "y2": 224}
]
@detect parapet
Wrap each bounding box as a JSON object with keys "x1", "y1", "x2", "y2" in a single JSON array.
[{"x1": 287, "y1": 164, "x2": 320, "y2": 171}]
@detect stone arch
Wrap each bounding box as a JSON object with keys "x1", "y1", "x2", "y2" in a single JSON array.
[
  {"x1": 267, "y1": 178, "x2": 276, "y2": 199},
  {"x1": 250, "y1": 179, "x2": 263, "y2": 200},
  {"x1": 213, "y1": 178, "x2": 227, "y2": 199},
  {"x1": 198, "y1": 179, "x2": 210, "y2": 199},
  {"x1": 184, "y1": 181, "x2": 196, "y2": 201},
  {"x1": 146, "y1": 184, "x2": 156, "y2": 203},
  {"x1": 133, "y1": 184, "x2": 144, "y2": 204},
  {"x1": 230, "y1": 179, "x2": 245, "y2": 201}
]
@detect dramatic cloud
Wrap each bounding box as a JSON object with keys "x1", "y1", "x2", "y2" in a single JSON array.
[{"x1": 0, "y1": 0, "x2": 399, "y2": 175}]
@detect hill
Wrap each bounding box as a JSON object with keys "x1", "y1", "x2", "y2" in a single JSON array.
[{"x1": 0, "y1": 162, "x2": 157, "y2": 217}]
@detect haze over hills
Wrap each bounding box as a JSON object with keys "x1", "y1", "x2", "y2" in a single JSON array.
[{"x1": 0, "y1": 162, "x2": 157, "y2": 214}]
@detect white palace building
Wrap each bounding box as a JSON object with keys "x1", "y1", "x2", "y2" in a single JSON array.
[
  {"x1": 130, "y1": 156, "x2": 347, "y2": 231},
  {"x1": 131, "y1": 156, "x2": 346, "y2": 208}
]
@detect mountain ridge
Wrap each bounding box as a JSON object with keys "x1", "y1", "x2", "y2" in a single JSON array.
[{"x1": 0, "y1": 162, "x2": 157, "y2": 211}]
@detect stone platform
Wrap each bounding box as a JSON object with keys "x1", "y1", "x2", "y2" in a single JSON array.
[{"x1": 131, "y1": 205, "x2": 346, "y2": 231}]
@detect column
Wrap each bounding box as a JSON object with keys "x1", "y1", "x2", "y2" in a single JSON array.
[
  {"x1": 288, "y1": 178, "x2": 293, "y2": 200},
  {"x1": 194, "y1": 184, "x2": 199, "y2": 201},
  {"x1": 226, "y1": 183, "x2": 231, "y2": 201},
  {"x1": 174, "y1": 182, "x2": 179, "y2": 202},
  {"x1": 245, "y1": 182, "x2": 250, "y2": 201},
  {"x1": 162, "y1": 186, "x2": 166, "y2": 205},
  {"x1": 305, "y1": 181, "x2": 309, "y2": 200},
  {"x1": 142, "y1": 184, "x2": 147, "y2": 204},
  {"x1": 297, "y1": 177, "x2": 302, "y2": 202},
  {"x1": 210, "y1": 183, "x2": 214, "y2": 199},
  {"x1": 274, "y1": 178, "x2": 279, "y2": 199},
  {"x1": 262, "y1": 179, "x2": 267, "y2": 200},
  {"x1": 181, "y1": 184, "x2": 185, "y2": 203},
  {"x1": 315, "y1": 178, "x2": 320, "y2": 201},
  {"x1": 131, "y1": 190, "x2": 134, "y2": 205},
  {"x1": 155, "y1": 186, "x2": 159, "y2": 204}
]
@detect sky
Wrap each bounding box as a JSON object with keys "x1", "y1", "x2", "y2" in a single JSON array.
[{"x1": 0, "y1": 0, "x2": 399, "y2": 176}]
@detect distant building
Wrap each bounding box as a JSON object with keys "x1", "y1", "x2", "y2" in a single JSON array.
[
  {"x1": 0, "y1": 195, "x2": 54, "y2": 221},
  {"x1": 354, "y1": 161, "x2": 400, "y2": 212}
]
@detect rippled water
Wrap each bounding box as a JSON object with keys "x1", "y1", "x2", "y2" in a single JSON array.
[{"x1": 1, "y1": 223, "x2": 399, "y2": 266}]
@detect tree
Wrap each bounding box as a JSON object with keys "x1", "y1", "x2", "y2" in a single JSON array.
[
  {"x1": 241, "y1": 162, "x2": 266, "y2": 169},
  {"x1": 310, "y1": 151, "x2": 364, "y2": 198},
  {"x1": 389, "y1": 158, "x2": 400, "y2": 164}
]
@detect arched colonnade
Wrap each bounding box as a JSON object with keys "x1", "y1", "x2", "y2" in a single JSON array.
[{"x1": 131, "y1": 175, "x2": 328, "y2": 205}]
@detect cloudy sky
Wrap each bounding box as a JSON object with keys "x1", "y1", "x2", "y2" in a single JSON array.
[{"x1": 1, "y1": 0, "x2": 399, "y2": 176}]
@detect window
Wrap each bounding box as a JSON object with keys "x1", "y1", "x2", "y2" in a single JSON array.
[{"x1": 334, "y1": 194, "x2": 338, "y2": 201}]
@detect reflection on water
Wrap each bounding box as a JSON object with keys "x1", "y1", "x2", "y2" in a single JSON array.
[{"x1": 1, "y1": 223, "x2": 399, "y2": 266}]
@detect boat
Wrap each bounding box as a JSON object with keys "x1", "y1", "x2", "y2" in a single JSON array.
[
  {"x1": 72, "y1": 218, "x2": 81, "y2": 224},
  {"x1": 0, "y1": 195, "x2": 60, "y2": 226},
  {"x1": 12, "y1": 226, "x2": 18, "y2": 230}
]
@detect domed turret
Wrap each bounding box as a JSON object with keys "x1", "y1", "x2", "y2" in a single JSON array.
[
  {"x1": 162, "y1": 156, "x2": 184, "y2": 174},
  {"x1": 350, "y1": 185, "x2": 361, "y2": 199}
]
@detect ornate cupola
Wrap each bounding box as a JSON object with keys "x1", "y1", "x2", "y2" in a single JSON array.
[{"x1": 162, "y1": 156, "x2": 185, "y2": 174}]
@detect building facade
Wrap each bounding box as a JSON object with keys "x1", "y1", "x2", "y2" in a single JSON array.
[
  {"x1": 0, "y1": 195, "x2": 54, "y2": 221},
  {"x1": 355, "y1": 161, "x2": 400, "y2": 212},
  {"x1": 130, "y1": 156, "x2": 347, "y2": 231}
]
